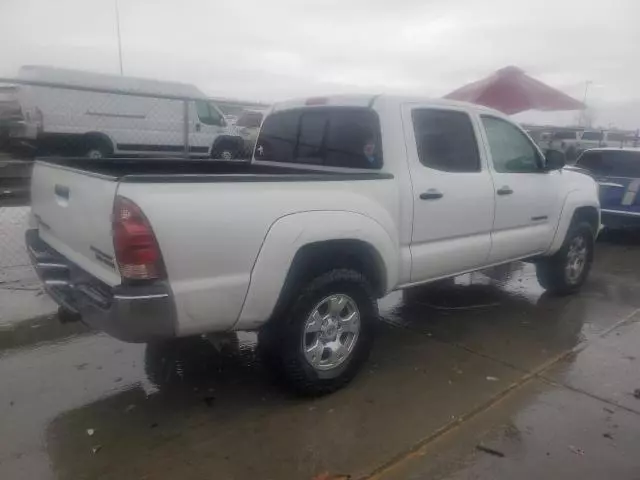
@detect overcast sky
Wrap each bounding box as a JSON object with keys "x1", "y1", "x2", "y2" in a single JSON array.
[{"x1": 2, "y1": 0, "x2": 640, "y2": 127}]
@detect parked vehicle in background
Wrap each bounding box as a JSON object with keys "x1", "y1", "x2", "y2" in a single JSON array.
[
  {"x1": 604, "y1": 131, "x2": 635, "y2": 148},
  {"x1": 548, "y1": 129, "x2": 635, "y2": 162},
  {"x1": 548, "y1": 129, "x2": 586, "y2": 161},
  {"x1": 27, "y1": 95, "x2": 599, "y2": 396},
  {"x1": 235, "y1": 109, "x2": 266, "y2": 157},
  {"x1": 0, "y1": 85, "x2": 21, "y2": 152},
  {"x1": 8, "y1": 65, "x2": 243, "y2": 159},
  {"x1": 224, "y1": 115, "x2": 239, "y2": 124},
  {"x1": 572, "y1": 148, "x2": 640, "y2": 229},
  {"x1": 525, "y1": 129, "x2": 553, "y2": 151}
]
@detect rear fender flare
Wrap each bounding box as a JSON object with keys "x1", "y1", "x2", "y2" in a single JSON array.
[{"x1": 235, "y1": 211, "x2": 398, "y2": 330}]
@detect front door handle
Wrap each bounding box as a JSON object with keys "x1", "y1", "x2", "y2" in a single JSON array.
[
  {"x1": 195, "y1": 123, "x2": 201, "y2": 132},
  {"x1": 420, "y1": 189, "x2": 443, "y2": 200},
  {"x1": 497, "y1": 186, "x2": 513, "y2": 196}
]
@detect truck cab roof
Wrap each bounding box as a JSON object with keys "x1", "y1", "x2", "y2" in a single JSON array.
[{"x1": 271, "y1": 94, "x2": 506, "y2": 117}]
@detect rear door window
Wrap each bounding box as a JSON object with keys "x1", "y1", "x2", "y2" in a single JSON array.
[
  {"x1": 412, "y1": 109, "x2": 480, "y2": 172},
  {"x1": 255, "y1": 107, "x2": 382, "y2": 169}
]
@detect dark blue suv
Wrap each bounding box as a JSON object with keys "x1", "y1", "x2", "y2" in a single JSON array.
[{"x1": 574, "y1": 148, "x2": 640, "y2": 229}]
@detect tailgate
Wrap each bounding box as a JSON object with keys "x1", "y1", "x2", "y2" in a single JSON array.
[{"x1": 30, "y1": 162, "x2": 121, "y2": 286}]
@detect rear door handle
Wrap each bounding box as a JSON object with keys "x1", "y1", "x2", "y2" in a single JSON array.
[
  {"x1": 497, "y1": 186, "x2": 513, "y2": 196},
  {"x1": 420, "y1": 189, "x2": 443, "y2": 200}
]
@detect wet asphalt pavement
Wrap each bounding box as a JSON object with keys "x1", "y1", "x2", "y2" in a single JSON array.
[{"x1": 2, "y1": 231, "x2": 640, "y2": 479}]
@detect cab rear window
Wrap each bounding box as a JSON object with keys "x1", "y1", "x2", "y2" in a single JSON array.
[{"x1": 254, "y1": 107, "x2": 382, "y2": 169}]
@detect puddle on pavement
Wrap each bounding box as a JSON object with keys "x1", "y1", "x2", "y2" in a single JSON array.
[{"x1": 1, "y1": 240, "x2": 639, "y2": 479}]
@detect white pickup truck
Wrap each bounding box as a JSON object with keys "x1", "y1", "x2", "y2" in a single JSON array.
[{"x1": 27, "y1": 95, "x2": 600, "y2": 395}]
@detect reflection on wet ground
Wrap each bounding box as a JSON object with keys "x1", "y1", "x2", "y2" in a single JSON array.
[{"x1": 1, "y1": 236, "x2": 640, "y2": 479}]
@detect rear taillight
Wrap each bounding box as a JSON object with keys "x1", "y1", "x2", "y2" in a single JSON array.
[{"x1": 112, "y1": 196, "x2": 165, "y2": 281}]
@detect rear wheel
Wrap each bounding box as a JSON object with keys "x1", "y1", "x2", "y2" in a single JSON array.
[
  {"x1": 536, "y1": 221, "x2": 594, "y2": 295},
  {"x1": 258, "y1": 269, "x2": 377, "y2": 396},
  {"x1": 83, "y1": 137, "x2": 112, "y2": 159}
]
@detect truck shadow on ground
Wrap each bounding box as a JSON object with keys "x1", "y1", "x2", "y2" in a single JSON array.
[
  {"x1": 42, "y1": 267, "x2": 599, "y2": 480},
  {"x1": 597, "y1": 228, "x2": 640, "y2": 246}
]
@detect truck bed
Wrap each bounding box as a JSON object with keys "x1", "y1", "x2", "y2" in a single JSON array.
[{"x1": 40, "y1": 157, "x2": 393, "y2": 183}]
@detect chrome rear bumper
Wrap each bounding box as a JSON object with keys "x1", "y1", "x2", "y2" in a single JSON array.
[{"x1": 26, "y1": 229, "x2": 177, "y2": 342}]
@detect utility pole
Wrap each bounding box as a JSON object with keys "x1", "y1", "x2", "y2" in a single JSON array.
[
  {"x1": 115, "y1": 0, "x2": 124, "y2": 75},
  {"x1": 579, "y1": 80, "x2": 592, "y2": 126}
]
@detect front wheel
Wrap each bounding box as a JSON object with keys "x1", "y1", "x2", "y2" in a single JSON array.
[
  {"x1": 536, "y1": 221, "x2": 594, "y2": 295},
  {"x1": 211, "y1": 141, "x2": 238, "y2": 160},
  {"x1": 258, "y1": 269, "x2": 377, "y2": 396}
]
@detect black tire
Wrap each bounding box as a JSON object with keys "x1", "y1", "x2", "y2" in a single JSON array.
[
  {"x1": 83, "y1": 137, "x2": 112, "y2": 159},
  {"x1": 144, "y1": 337, "x2": 224, "y2": 388},
  {"x1": 536, "y1": 221, "x2": 594, "y2": 295},
  {"x1": 211, "y1": 141, "x2": 238, "y2": 160},
  {"x1": 57, "y1": 305, "x2": 81, "y2": 324},
  {"x1": 258, "y1": 269, "x2": 377, "y2": 397}
]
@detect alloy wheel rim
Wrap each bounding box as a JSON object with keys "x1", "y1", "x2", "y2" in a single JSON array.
[
  {"x1": 565, "y1": 234, "x2": 588, "y2": 284},
  {"x1": 302, "y1": 294, "x2": 360, "y2": 371}
]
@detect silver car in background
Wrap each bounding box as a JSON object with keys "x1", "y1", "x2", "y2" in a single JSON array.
[{"x1": 235, "y1": 109, "x2": 266, "y2": 158}]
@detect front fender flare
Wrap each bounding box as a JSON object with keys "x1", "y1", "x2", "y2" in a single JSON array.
[{"x1": 546, "y1": 189, "x2": 600, "y2": 255}]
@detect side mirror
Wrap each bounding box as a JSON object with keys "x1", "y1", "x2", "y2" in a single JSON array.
[{"x1": 544, "y1": 149, "x2": 566, "y2": 171}]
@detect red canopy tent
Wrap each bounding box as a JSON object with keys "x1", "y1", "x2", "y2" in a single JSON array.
[{"x1": 444, "y1": 66, "x2": 584, "y2": 115}]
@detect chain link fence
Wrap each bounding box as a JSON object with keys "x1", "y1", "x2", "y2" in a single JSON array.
[
  {"x1": 0, "y1": 70, "x2": 268, "y2": 292},
  {"x1": 0, "y1": 70, "x2": 266, "y2": 162},
  {"x1": 0, "y1": 204, "x2": 36, "y2": 289}
]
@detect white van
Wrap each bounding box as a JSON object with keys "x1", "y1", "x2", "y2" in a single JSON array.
[{"x1": 9, "y1": 66, "x2": 243, "y2": 159}]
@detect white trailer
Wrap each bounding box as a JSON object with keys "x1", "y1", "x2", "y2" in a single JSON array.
[{"x1": 9, "y1": 66, "x2": 243, "y2": 159}]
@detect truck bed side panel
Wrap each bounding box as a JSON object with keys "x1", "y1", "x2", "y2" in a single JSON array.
[{"x1": 117, "y1": 178, "x2": 399, "y2": 336}]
